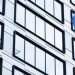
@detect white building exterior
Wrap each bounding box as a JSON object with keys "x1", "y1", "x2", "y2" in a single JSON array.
[{"x1": 0, "y1": 0, "x2": 75, "y2": 75}]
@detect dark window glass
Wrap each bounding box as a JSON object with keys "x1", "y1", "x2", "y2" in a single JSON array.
[
  {"x1": 73, "y1": 67, "x2": 75, "y2": 75},
  {"x1": 71, "y1": 10, "x2": 75, "y2": 31},
  {"x1": 0, "y1": 58, "x2": 2, "y2": 75},
  {"x1": 72, "y1": 38, "x2": 75, "y2": 60},
  {"x1": 0, "y1": 0, "x2": 5, "y2": 15},
  {"x1": 0, "y1": 22, "x2": 4, "y2": 49}
]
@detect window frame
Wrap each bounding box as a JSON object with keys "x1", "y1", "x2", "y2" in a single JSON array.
[
  {"x1": 0, "y1": 58, "x2": 3, "y2": 75},
  {"x1": 13, "y1": 31, "x2": 48, "y2": 75},
  {"x1": 14, "y1": 0, "x2": 65, "y2": 53},
  {"x1": 12, "y1": 65, "x2": 31, "y2": 75},
  {"x1": 13, "y1": 31, "x2": 66, "y2": 75},
  {"x1": 72, "y1": 37, "x2": 75, "y2": 60},
  {"x1": 71, "y1": 10, "x2": 75, "y2": 32},
  {"x1": 0, "y1": 21, "x2": 4, "y2": 49},
  {"x1": 70, "y1": 0, "x2": 75, "y2": 6},
  {"x1": 27, "y1": 0, "x2": 64, "y2": 24},
  {"x1": 0, "y1": 0, "x2": 6, "y2": 15},
  {"x1": 73, "y1": 67, "x2": 75, "y2": 75}
]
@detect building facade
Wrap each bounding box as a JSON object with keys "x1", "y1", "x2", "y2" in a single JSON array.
[{"x1": 0, "y1": 0, "x2": 75, "y2": 75}]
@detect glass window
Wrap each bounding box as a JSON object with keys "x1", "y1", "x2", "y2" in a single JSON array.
[
  {"x1": 36, "y1": 0, "x2": 44, "y2": 9},
  {"x1": 12, "y1": 65, "x2": 31, "y2": 75},
  {"x1": 0, "y1": 0, "x2": 5, "y2": 15},
  {"x1": 73, "y1": 67, "x2": 75, "y2": 75},
  {"x1": 55, "y1": 29, "x2": 63, "y2": 50},
  {"x1": 26, "y1": 10, "x2": 35, "y2": 32},
  {"x1": 56, "y1": 59, "x2": 63, "y2": 75},
  {"x1": 14, "y1": 1, "x2": 65, "y2": 53},
  {"x1": 36, "y1": 47, "x2": 45, "y2": 72},
  {"x1": 0, "y1": 22, "x2": 4, "y2": 49},
  {"x1": 0, "y1": 25, "x2": 1, "y2": 39},
  {"x1": 0, "y1": 58, "x2": 2, "y2": 75},
  {"x1": 46, "y1": 23, "x2": 54, "y2": 45},
  {"x1": 36, "y1": 16, "x2": 45, "y2": 39},
  {"x1": 0, "y1": 0, "x2": 3, "y2": 13},
  {"x1": 71, "y1": 10, "x2": 75, "y2": 31},
  {"x1": 65, "y1": 32, "x2": 72, "y2": 51},
  {"x1": 16, "y1": 4, "x2": 25, "y2": 26},
  {"x1": 25, "y1": 41, "x2": 35, "y2": 66},
  {"x1": 13, "y1": 31, "x2": 66, "y2": 75},
  {"x1": 45, "y1": 0, "x2": 53, "y2": 15},
  {"x1": 46, "y1": 54, "x2": 55, "y2": 75},
  {"x1": 28, "y1": 0, "x2": 64, "y2": 23},
  {"x1": 74, "y1": 40, "x2": 75, "y2": 58},
  {"x1": 72, "y1": 38, "x2": 75, "y2": 60},
  {"x1": 54, "y1": 0, "x2": 62, "y2": 21},
  {"x1": 15, "y1": 35, "x2": 24, "y2": 60}
]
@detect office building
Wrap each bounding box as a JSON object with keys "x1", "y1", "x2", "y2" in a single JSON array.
[{"x1": 0, "y1": 0, "x2": 75, "y2": 75}]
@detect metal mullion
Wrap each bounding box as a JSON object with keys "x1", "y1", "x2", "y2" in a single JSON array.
[{"x1": 24, "y1": 8, "x2": 26, "y2": 61}]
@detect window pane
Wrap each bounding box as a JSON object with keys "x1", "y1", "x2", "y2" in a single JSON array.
[
  {"x1": 15, "y1": 35, "x2": 24, "y2": 60},
  {"x1": 55, "y1": 29, "x2": 62, "y2": 50},
  {"x1": 0, "y1": 22, "x2": 4, "y2": 49},
  {"x1": 46, "y1": 23, "x2": 54, "y2": 45},
  {"x1": 36, "y1": 47, "x2": 45, "y2": 72},
  {"x1": 71, "y1": 11, "x2": 75, "y2": 31},
  {"x1": 36, "y1": 0, "x2": 44, "y2": 9},
  {"x1": 54, "y1": 1, "x2": 62, "y2": 20},
  {"x1": 16, "y1": 4, "x2": 25, "y2": 26},
  {"x1": 26, "y1": 10, "x2": 35, "y2": 32},
  {"x1": 74, "y1": 41, "x2": 75, "y2": 59},
  {"x1": 65, "y1": 32, "x2": 72, "y2": 51},
  {"x1": 25, "y1": 41, "x2": 35, "y2": 66},
  {"x1": 45, "y1": 0, "x2": 53, "y2": 15},
  {"x1": 0, "y1": 25, "x2": 1, "y2": 39},
  {"x1": 0, "y1": 0, "x2": 3, "y2": 13},
  {"x1": 46, "y1": 54, "x2": 55, "y2": 75},
  {"x1": 31, "y1": 0, "x2": 35, "y2": 2},
  {"x1": 0, "y1": 58, "x2": 2, "y2": 75},
  {"x1": 56, "y1": 60, "x2": 63, "y2": 75},
  {"x1": 36, "y1": 16, "x2": 45, "y2": 39}
]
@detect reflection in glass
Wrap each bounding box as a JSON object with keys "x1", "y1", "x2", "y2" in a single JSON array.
[
  {"x1": 26, "y1": 10, "x2": 35, "y2": 32},
  {"x1": 46, "y1": 23, "x2": 54, "y2": 45},
  {"x1": 25, "y1": 41, "x2": 35, "y2": 66},
  {"x1": 55, "y1": 29, "x2": 62, "y2": 50},
  {"x1": 36, "y1": 16, "x2": 45, "y2": 39},
  {"x1": 46, "y1": 54, "x2": 55, "y2": 75},
  {"x1": 72, "y1": 11, "x2": 75, "y2": 30},
  {"x1": 0, "y1": 0, "x2": 2, "y2": 13},
  {"x1": 45, "y1": 0, "x2": 53, "y2": 15},
  {"x1": 74, "y1": 41, "x2": 75, "y2": 59},
  {"x1": 36, "y1": 47, "x2": 45, "y2": 72},
  {"x1": 56, "y1": 59, "x2": 63, "y2": 75},
  {"x1": 54, "y1": 1, "x2": 61, "y2": 21},
  {"x1": 15, "y1": 35, "x2": 24, "y2": 60},
  {"x1": 16, "y1": 4, "x2": 25, "y2": 26},
  {"x1": 36, "y1": 0, "x2": 44, "y2": 9}
]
